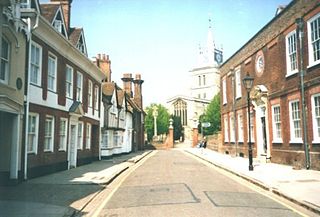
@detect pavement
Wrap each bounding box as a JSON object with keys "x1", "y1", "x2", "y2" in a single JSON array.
[
  {"x1": 184, "y1": 147, "x2": 320, "y2": 215},
  {"x1": 1, "y1": 146, "x2": 320, "y2": 217},
  {"x1": 0, "y1": 150, "x2": 152, "y2": 217}
]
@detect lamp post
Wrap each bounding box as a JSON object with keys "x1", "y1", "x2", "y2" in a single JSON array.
[
  {"x1": 243, "y1": 73, "x2": 254, "y2": 171},
  {"x1": 152, "y1": 106, "x2": 158, "y2": 140}
]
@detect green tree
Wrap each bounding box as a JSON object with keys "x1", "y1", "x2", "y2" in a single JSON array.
[
  {"x1": 144, "y1": 103, "x2": 170, "y2": 141},
  {"x1": 200, "y1": 93, "x2": 221, "y2": 135}
]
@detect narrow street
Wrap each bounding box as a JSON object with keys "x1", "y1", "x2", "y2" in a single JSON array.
[{"x1": 95, "y1": 150, "x2": 303, "y2": 217}]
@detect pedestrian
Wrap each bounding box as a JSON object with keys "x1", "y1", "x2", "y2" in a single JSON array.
[{"x1": 201, "y1": 137, "x2": 207, "y2": 154}]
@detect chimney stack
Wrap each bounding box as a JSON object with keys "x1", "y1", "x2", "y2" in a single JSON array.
[
  {"x1": 93, "y1": 53, "x2": 111, "y2": 82},
  {"x1": 121, "y1": 73, "x2": 133, "y2": 98},
  {"x1": 133, "y1": 74, "x2": 144, "y2": 108}
]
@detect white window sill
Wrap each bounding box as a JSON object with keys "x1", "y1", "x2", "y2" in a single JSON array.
[
  {"x1": 289, "y1": 139, "x2": 303, "y2": 144},
  {"x1": 27, "y1": 151, "x2": 37, "y2": 155},
  {"x1": 44, "y1": 150, "x2": 53, "y2": 153},
  {"x1": 312, "y1": 140, "x2": 320, "y2": 144},
  {"x1": 272, "y1": 139, "x2": 283, "y2": 143},
  {"x1": 285, "y1": 70, "x2": 298, "y2": 78},
  {"x1": 307, "y1": 61, "x2": 320, "y2": 69},
  {"x1": 58, "y1": 149, "x2": 66, "y2": 152}
]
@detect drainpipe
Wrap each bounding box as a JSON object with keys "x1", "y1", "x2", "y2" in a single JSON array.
[
  {"x1": 24, "y1": 13, "x2": 39, "y2": 180},
  {"x1": 296, "y1": 18, "x2": 310, "y2": 169}
]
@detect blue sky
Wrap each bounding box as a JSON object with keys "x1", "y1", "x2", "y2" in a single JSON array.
[{"x1": 42, "y1": 0, "x2": 291, "y2": 107}]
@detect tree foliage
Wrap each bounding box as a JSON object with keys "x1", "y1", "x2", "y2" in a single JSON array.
[
  {"x1": 199, "y1": 93, "x2": 221, "y2": 135},
  {"x1": 144, "y1": 103, "x2": 170, "y2": 141}
]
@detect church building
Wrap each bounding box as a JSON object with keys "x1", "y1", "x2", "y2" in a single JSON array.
[{"x1": 167, "y1": 19, "x2": 223, "y2": 142}]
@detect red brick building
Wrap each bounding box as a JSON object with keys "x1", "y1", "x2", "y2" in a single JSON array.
[
  {"x1": 24, "y1": 0, "x2": 105, "y2": 178},
  {"x1": 220, "y1": 0, "x2": 320, "y2": 170}
]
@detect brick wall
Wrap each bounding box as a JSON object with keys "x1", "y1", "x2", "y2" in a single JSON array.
[{"x1": 220, "y1": 0, "x2": 320, "y2": 169}]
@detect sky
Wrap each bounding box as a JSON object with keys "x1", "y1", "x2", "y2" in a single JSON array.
[{"x1": 42, "y1": 0, "x2": 291, "y2": 107}]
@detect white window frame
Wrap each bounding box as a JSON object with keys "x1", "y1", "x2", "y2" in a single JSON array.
[
  {"x1": 286, "y1": 30, "x2": 298, "y2": 76},
  {"x1": 53, "y1": 20, "x2": 62, "y2": 33},
  {"x1": 77, "y1": 121, "x2": 83, "y2": 149},
  {"x1": 311, "y1": 93, "x2": 320, "y2": 143},
  {"x1": 47, "y1": 53, "x2": 57, "y2": 92},
  {"x1": 76, "y1": 72, "x2": 83, "y2": 102},
  {"x1": 308, "y1": 13, "x2": 320, "y2": 67},
  {"x1": 94, "y1": 85, "x2": 99, "y2": 110},
  {"x1": 237, "y1": 113, "x2": 243, "y2": 142},
  {"x1": 86, "y1": 123, "x2": 91, "y2": 149},
  {"x1": 247, "y1": 109, "x2": 255, "y2": 142},
  {"x1": 271, "y1": 104, "x2": 282, "y2": 143},
  {"x1": 289, "y1": 100, "x2": 303, "y2": 143},
  {"x1": 203, "y1": 75, "x2": 206, "y2": 86},
  {"x1": 0, "y1": 36, "x2": 10, "y2": 84},
  {"x1": 30, "y1": 41, "x2": 42, "y2": 86},
  {"x1": 230, "y1": 114, "x2": 235, "y2": 143},
  {"x1": 222, "y1": 77, "x2": 227, "y2": 105},
  {"x1": 224, "y1": 115, "x2": 229, "y2": 142},
  {"x1": 235, "y1": 69, "x2": 241, "y2": 99},
  {"x1": 198, "y1": 75, "x2": 201, "y2": 86},
  {"x1": 44, "y1": 115, "x2": 54, "y2": 152},
  {"x1": 59, "y1": 118, "x2": 68, "y2": 151},
  {"x1": 88, "y1": 80, "x2": 93, "y2": 107},
  {"x1": 27, "y1": 113, "x2": 39, "y2": 154},
  {"x1": 65, "y1": 65, "x2": 73, "y2": 98}
]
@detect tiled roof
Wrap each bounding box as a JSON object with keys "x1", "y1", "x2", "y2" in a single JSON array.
[
  {"x1": 40, "y1": 4, "x2": 59, "y2": 23},
  {"x1": 69, "y1": 27, "x2": 82, "y2": 46}
]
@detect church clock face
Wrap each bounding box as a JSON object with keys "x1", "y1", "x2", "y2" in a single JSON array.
[{"x1": 255, "y1": 50, "x2": 265, "y2": 77}]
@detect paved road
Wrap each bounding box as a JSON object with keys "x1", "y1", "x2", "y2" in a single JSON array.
[{"x1": 97, "y1": 150, "x2": 303, "y2": 217}]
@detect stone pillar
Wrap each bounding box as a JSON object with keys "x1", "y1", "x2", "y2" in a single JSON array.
[
  {"x1": 192, "y1": 128, "x2": 198, "y2": 148},
  {"x1": 167, "y1": 118, "x2": 174, "y2": 149}
]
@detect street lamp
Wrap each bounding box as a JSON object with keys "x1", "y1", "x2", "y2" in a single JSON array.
[
  {"x1": 152, "y1": 106, "x2": 158, "y2": 140},
  {"x1": 242, "y1": 73, "x2": 254, "y2": 171}
]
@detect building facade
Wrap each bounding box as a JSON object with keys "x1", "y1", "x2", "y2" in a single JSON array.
[
  {"x1": 220, "y1": 0, "x2": 320, "y2": 170},
  {"x1": 24, "y1": 0, "x2": 105, "y2": 179},
  {"x1": 0, "y1": 0, "x2": 30, "y2": 185},
  {"x1": 100, "y1": 73, "x2": 145, "y2": 157}
]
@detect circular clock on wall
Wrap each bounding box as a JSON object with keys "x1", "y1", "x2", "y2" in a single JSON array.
[{"x1": 255, "y1": 50, "x2": 265, "y2": 77}]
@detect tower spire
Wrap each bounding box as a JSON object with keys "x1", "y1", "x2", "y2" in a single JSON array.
[{"x1": 207, "y1": 13, "x2": 215, "y2": 65}]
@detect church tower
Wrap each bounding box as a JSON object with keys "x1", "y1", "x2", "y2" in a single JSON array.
[{"x1": 191, "y1": 16, "x2": 223, "y2": 100}]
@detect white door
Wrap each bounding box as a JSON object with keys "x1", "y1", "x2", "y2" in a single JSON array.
[
  {"x1": 256, "y1": 106, "x2": 269, "y2": 158},
  {"x1": 69, "y1": 124, "x2": 77, "y2": 168}
]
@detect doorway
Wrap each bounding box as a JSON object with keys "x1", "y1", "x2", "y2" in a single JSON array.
[{"x1": 69, "y1": 124, "x2": 77, "y2": 168}]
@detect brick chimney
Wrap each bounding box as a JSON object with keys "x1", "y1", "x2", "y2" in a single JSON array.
[
  {"x1": 93, "y1": 53, "x2": 111, "y2": 82},
  {"x1": 121, "y1": 73, "x2": 133, "y2": 97},
  {"x1": 133, "y1": 74, "x2": 144, "y2": 108},
  {"x1": 50, "y1": 0, "x2": 72, "y2": 33}
]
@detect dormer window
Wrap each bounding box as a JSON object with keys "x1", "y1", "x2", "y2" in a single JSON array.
[
  {"x1": 77, "y1": 42, "x2": 85, "y2": 53},
  {"x1": 76, "y1": 34, "x2": 87, "y2": 55},
  {"x1": 54, "y1": 20, "x2": 62, "y2": 33},
  {"x1": 51, "y1": 7, "x2": 67, "y2": 38}
]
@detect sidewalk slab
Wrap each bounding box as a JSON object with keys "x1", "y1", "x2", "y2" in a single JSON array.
[
  {"x1": 185, "y1": 148, "x2": 320, "y2": 215},
  {"x1": 0, "y1": 150, "x2": 152, "y2": 217}
]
